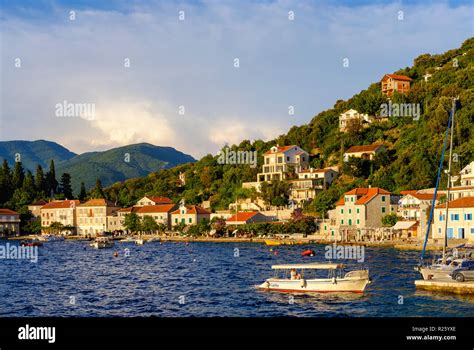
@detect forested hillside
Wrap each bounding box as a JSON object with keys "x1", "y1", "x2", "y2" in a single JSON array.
[{"x1": 103, "y1": 38, "x2": 473, "y2": 215}]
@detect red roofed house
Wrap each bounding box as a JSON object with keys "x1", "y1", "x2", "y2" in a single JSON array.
[
  {"x1": 40, "y1": 200, "x2": 81, "y2": 234},
  {"x1": 171, "y1": 202, "x2": 211, "y2": 226},
  {"x1": 397, "y1": 191, "x2": 442, "y2": 239},
  {"x1": 225, "y1": 211, "x2": 271, "y2": 225},
  {"x1": 343, "y1": 144, "x2": 386, "y2": 162},
  {"x1": 0, "y1": 208, "x2": 20, "y2": 236},
  {"x1": 381, "y1": 74, "x2": 412, "y2": 96},
  {"x1": 257, "y1": 145, "x2": 309, "y2": 182},
  {"x1": 432, "y1": 197, "x2": 474, "y2": 242},
  {"x1": 77, "y1": 198, "x2": 120, "y2": 236},
  {"x1": 28, "y1": 199, "x2": 48, "y2": 218},
  {"x1": 322, "y1": 188, "x2": 396, "y2": 239},
  {"x1": 136, "y1": 195, "x2": 174, "y2": 206}
]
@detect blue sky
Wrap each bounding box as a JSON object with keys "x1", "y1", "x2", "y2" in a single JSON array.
[{"x1": 1, "y1": 0, "x2": 473, "y2": 158}]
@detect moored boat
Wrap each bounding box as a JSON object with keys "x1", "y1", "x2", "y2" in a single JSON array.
[
  {"x1": 90, "y1": 237, "x2": 114, "y2": 249},
  {"x1": 257, "y1": 263, "x2": 371, "y2": 293}
]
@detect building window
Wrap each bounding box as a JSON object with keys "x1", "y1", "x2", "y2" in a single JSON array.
[
  {"x1": 189, "y1": 218, "x2": 192, "y2": 223},
  {"x1": 356, "y1": 219, "x2": 360, "y2": 224},
  {"x1": 382, "y1": 196, "x2": 385, "y2": 202},
  {"x1": 465, "y1": 213, "x2": 472, "y2": 221},
  {"x1": 349, "y1": 209, "x2": 352, "y2": 214},
  {"x1": 341, "y1": 220, "x2": 344, "y2": 225},
  {"x1": 382, "y1": 207, "x2": 386, "y2": 213},
  {"x1": 340, "y1": 209, "x2": 344, "y2": 214},
  {"x1": 356, "y1": 208, "x2": 360, "y2": 214}
]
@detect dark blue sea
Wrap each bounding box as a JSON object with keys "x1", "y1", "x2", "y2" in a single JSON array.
[{"x1": 0, "y1": 240, "x2": 473, "y2": 317}]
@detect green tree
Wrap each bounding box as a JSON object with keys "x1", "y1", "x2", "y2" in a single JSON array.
[
  {"x1": 35, "y1": 165, "x2": 47, "y2": 197},
  {"x1": 12, "y1": 161, "x2": 25, "y2": 190},
  {"x1": 0, "y1": 160, "x2": 13, "y2": 204},
  {"x1": 123, "y1": 213, "x2": 141, "y2": 234},
  {"x1": 382, "y1": 213, "x2": 399, "y2": 227},
  {"x1": 46, "y1": 160, "x2": 58, "y2": 197},
  {"x1": 22, "y1": 170, "x2": 36, "y2": 203},
  {"x1": 141, "y1": 215, "x2": 159, "y2": 234},
  {"x1": 60, "y1": 173, "x2": 73, "y2": 199},
  {"x1": 78, "y1": 182, "x2": 87, "y2": 201},
  {"x1": 90, "y1": 179, "x2": 105, "y2": 199}
]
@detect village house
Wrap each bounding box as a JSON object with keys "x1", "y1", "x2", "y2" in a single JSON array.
[
  {"x1": 135, "y1": 196, "x2": 174, "y2": 206},
  {"x1": 112, "y1": 204, "x2": 177, "y2": 233},
  {"x1": 339, "y1": 109, "x2": 371, "y2": 132},
  {"x1": 171, "y1": 202, "x2": 211, "y2": 226},
  {"x1": 225, "y1": 211, "x2": 271, "y2": 225},
  {"x1": 381, "y1": 74, "x2": 412, "y2": 96},
  {"x1": 77, "y1": 199, "x2": 120, "y2": 236},
  {"x1": 0, "y1": 208, "x2": 21, "y2": 236},
  {"x1": 40, "y1": 200, "x2": 80, "y2": 234},
  {"x1": 290, "y1": 168, "x2": 339, "y2": 203},
  {"x1": 27, "y1": 199, "x2": 48, "y2": 218},
  {"x1": 396, "y1": 191, "x2": 442, "y2": 239},
  {"x1": 257, "y1": 145, "x2": 309, "y2": 182},
  {"x1": 432, "y1": 197, "x2": 474, "y2": 242},
  {"x1": 322, "y1": 187, "x2": 396, "y2": 240},
  {"x1": 343, "y1": 144, "x2": 386, "y2": 162}
]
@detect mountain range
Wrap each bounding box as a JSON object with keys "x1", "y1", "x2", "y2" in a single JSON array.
[{"x1": 0, "y1": 140, "x2": 196, "y2": 193}]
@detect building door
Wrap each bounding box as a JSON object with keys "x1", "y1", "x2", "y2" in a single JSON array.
[
  {"x1": 447, "y1": 228, "x2": 454, "y2": 238},
  {"x1": 458, "y1": 228, "x2": 465, "y2": 239}
]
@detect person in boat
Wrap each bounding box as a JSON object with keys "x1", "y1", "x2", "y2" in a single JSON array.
[{"x1": 290, "y1": 269, "x2": 301, "y2": 280}]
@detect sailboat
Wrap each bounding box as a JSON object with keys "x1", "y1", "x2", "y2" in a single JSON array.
[{"x1": 415, "y1": 97, "x2": 472, "y2": 280}]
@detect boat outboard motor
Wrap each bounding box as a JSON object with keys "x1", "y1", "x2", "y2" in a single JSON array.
[{"x1": 300, "y1": 279, "x2": 307, "y2": 288}]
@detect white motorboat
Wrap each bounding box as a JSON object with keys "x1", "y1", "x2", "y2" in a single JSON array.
[
  {"x1": 135, "y1": 238, "x2": 145, "y2": 245},
  {"x1": 90, "y1": 237, "x2": 114, "y2": 249},
  {"x1": 257, "y1": 263, "x2": 371, "y2": 293},
  {"x1": 119, "y1": 237, "x2": 136, "y2": 243}
]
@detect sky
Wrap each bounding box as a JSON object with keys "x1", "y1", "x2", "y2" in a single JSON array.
[{"x1": 1, "y1": 0, "x2": 473, "y2": 159}]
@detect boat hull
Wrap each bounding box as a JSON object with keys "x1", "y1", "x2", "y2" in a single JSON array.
[
  {"x1": 418, "y1": 266, "x2": 453, "y2": 280},
  {"x1": 257, "y1": 277, "x2": 369, "y2": 293}
]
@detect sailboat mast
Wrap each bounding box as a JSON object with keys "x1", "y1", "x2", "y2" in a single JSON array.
[{"x1": 442, "y1": 98, "x2": 456, "y2": 261}]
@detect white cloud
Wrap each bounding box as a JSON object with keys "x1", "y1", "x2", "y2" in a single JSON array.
[{"x1": 0, "y1": 1, "x2": 472, "y2": 159}]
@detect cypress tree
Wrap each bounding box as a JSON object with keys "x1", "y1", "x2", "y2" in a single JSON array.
[
  {"x1": 46, "y1": 160, "x2": 58, "y2": 196},
  {"x1": 60, "y1": 173, "x2": 73, "y2": 199},
  {"x1": 35, "y1": 165, "x2": 47, "y2": 195},
  {"x1": 0, "y1": 160, "x2": 13, "y2": 204},
  {"x1": 78, "y1": 182, "x2": 87, "y2": 201},
  {"x1": 12, "y1": 161, "x2": 25, "y2": 190}
]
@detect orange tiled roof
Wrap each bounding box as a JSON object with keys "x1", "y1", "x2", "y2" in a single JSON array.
[
  {"x1": 383, "y1": 74, "x2": 413, "y2": 82},
  {"x1": 29, "y1": 200, "x2": 48, "y2": 206},
  {"x1": 171, "y1": 205, "x2": 211, "y2": 215},
  {"x1": 435, "y1": 197, "x2": 474, "y2": 209},
  {"x1": 410, "y1": 193, "x2": 441, "y2": 201},
  {"x1": 345, "y1": 144, "x2": 384, "y2": 154},
  {"x1": 0, "y1": 208, "x2": 19, "y2": 215},
  {"x1": 79, "y1": 198, "x2": 118, "y2": 207},
  {"x1": 264, "y1": 145, "x2": 298, "y2": 155},
  {"x1": 226, "y1": 211, "x2": 259, "y2": 222},
  {"x1": 146, "y1": 196, "x2": 173, "y2": 204},
  {"x1": 41, "y1": 200, "x2": 81, "y2": 209},
  {"x1": 336, "y1": 188, "x2": 391, "y2": 206},
  {"x1": 136, "y1": 204, "x2": 176, "y2": 214}
]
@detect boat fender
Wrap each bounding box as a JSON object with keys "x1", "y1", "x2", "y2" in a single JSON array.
[{"x1": 300, "y1": 279, "x2": 307, "y2": 288}]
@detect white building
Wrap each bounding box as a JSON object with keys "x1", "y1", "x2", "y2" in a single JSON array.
[
  {"x1": 432, "y1": 197, "x2": 474, "y2": 242},
  {"x1": 257, "y1": 145, "x2": 309, "y2": 182},
  {"x1": 339, "y1": 109, "x2": 371, "y2": 132}
]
